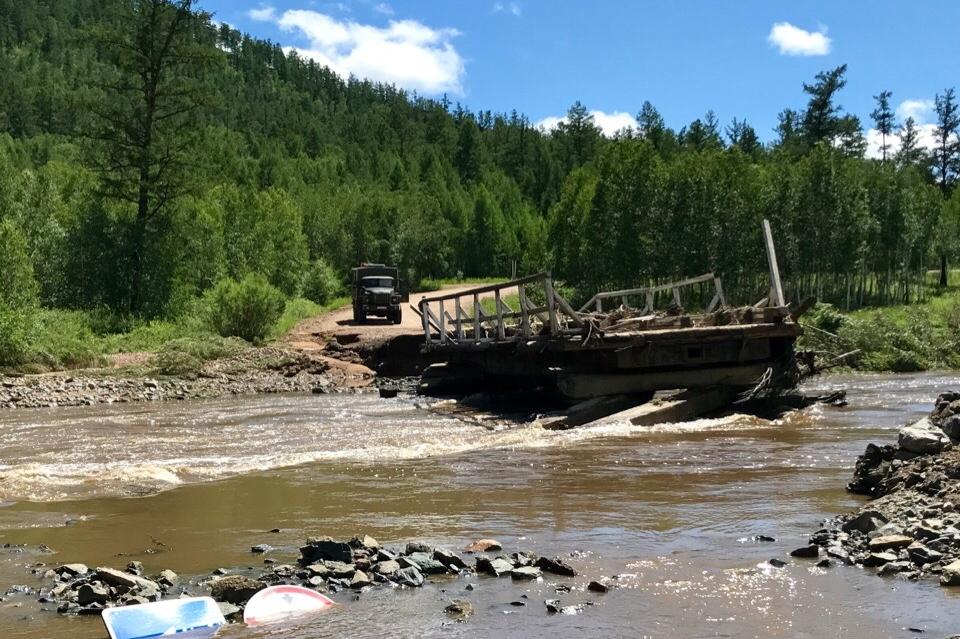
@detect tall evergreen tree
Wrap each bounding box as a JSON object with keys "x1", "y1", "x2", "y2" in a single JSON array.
[
  {"x1": 933, "y1": 87, "x2": 960, "y2": 194},
  {"x1": 726, "y1": 118, "x2": 761, "y2": 155},
  {"x1": 801, "y1": 65, "x2": 849, "y2": 147},
  {"x1": 88, "y1": 0, "x2": 214, "y2": 312},
  {"x1": 895, "y1": 117, "x2": 927, "y2": 167},
  {"x1": 870, "y1": 90, "x2": 895, "y2": 162}
]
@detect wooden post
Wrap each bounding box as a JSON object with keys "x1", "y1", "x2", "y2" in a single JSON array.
[
  {"x1": 762, "y1": 219, "x2": 785, "y2": 307},
  {"x1": 544, "y1": 273, "x2": 559, "y2": 335},
  {"x1": 455, "y1": 298, "x2": 464, "y2": 342},
  {"x1": 519, "y1": 284, "x2": 530, "y2": 338},
  {"x1": 672, "y1": 287, "x2": 681, "y2": 308},
  {"x1": 495, "y1": 289, "x2": 506, "y2": 340},
  {"x1": 645, "y1": 291, "x2": 654, "y2": 313},
  {"x1": 473, "y1": 293, "x2": 481, "y2": 344},
  {"x1": 595, "y1": 297, "x2": 602, "y2": 313},
  {"x1": 439, "y1": 299, "x2": 447, "y2": 344},
  {"x1": 420, "y1": 298, "x2": 430, "y2": 343}
]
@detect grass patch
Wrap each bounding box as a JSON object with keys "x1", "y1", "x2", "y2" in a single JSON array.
[
  {"x1": 417, "y1": 277, "x2": 505, "y2": 293},
  {"x1": 270, "y1": 295, "x2": 350, "y2": 339}
]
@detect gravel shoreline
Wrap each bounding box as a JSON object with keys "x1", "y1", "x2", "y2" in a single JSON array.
[{"x1": 0, "y1": 347, "x2": 372, "y2": 409}]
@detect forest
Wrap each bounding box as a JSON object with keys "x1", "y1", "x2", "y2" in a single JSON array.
[{"x1": 0, "y1": 0, "x2": 959, "y2": 369}]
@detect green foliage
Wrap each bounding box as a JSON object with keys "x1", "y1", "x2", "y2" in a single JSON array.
[
  {"x1": 206, "y1": 274, "x2": 285, "y2": 343},
  {"x1": 0, "y1": 306, "x2": 32, "y2": 368},
  {"x1": 0, "y1": 219, "x2": 39, "y2": 309},
  {"x1": 302, "y1": 258, "x2": 342, "y2": 305},
  {"x1": 271, "y1": 297, "x2": 327, "y2": 339},
  {"x1": 150, "y1": 335, "x2": 246, "y2": 377},
  {"x1": 805, "y1": 303, "x2": 847, "y2": 334}
]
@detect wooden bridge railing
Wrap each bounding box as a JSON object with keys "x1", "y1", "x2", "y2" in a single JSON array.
[
  {"x1": 414, "y1": 272, "x2": 583, "y2": 346},
  {"x1": 577, "y1": 272, "x2": 727, "y2": 315}
]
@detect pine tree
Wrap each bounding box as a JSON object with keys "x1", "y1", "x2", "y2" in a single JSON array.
[
  {"x1": 933, "y1": 87, "x2": 960, "y2": 194},
  {"x1": 726, "y1": 118, "x2": 761, "y2": 155},
  {"x1": 870, "y1": 90, "x2": 894, "y2": 162},
  {"x1": 801, "y1": 65, "x2": 848, "y2": 147},
  {"x1": 895, "y1": 117, "x2": 927, "y2": 167},
  {"x1": 88, "y1": 0, "x2": 215, "y2": 312}
]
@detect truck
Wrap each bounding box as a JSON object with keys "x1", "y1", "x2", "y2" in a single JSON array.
[{"x1": 350, "y1": 264, "x2": 408, "y2": 324}]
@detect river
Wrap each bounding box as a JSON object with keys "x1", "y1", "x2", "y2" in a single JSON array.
[{"x1": 1, "y1": 373, "x2": 959, "y2": 638}]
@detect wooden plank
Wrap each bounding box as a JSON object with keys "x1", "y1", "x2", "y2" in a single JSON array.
[
  {"x1": 455, "y1": 299, "x2": 464, "y2": 341},
  {"x1": 538, "y1": 394, "x2": 653, "y2": 431},
  {"x1": 593, "y1": 387, "x2": 737, "y2": 426},
  {"x1": 556, "y1": 363, "x2": 769, "y2": 399},
  {"x1": 580, "y1": 273, "x2": 716, "y2": 312},
  {"x1": 762, "y1": 219, "x2": 785, "y2": 307},
  {"x1": 552, "y1": 291, "x2": 584, "y2": 327},
  {"x1": 439, "y1": 299, "x2": 447, "y2": 345},
  {"x1": 544, "y1": 274, "x2": 560, "y2": 335},
  {"x1": 519, "y1": 284, "x2": 530, "y2": 337}
]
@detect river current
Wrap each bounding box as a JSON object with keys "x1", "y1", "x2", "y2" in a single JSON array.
[{"x1": 1, "y1": 373, "x2": 959, "y2": 637}]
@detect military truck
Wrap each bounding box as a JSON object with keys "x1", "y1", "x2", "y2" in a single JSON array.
[{"x1": 351, "y1": 264, "x2": 408, "y2": 324}]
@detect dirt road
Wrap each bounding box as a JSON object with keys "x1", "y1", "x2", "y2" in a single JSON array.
[{"x1": 285, "y1": 283, "x2": 497, "y2": 354}]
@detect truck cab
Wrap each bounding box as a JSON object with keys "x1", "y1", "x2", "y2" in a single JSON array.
[{"x1": 351, "y1": 264, "x2": 408, "y2": 324}]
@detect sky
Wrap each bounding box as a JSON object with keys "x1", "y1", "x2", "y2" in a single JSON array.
[{"x1": 202, "y1": 0, "x2": 960, "y2": 155}]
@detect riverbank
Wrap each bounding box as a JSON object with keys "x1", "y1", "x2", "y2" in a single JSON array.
[{"x1": 800, "y1": 391, "x2": 960, "y2": 588}]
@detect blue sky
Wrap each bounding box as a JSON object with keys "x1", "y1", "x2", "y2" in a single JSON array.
[{"x1": 203, "y1": 0, "x2": 959, "y2": 148}]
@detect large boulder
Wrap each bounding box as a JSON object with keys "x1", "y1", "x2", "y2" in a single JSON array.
[
  {"x1": 300, "y1": 538, "x2": 353, "y2": 565},
  {"x1": 940, "y1": 560, "x2": 960, "y2": 587},
  {"x1": 941, "y1": 414, "x2": 960, "y2": 441},
  {"x1": 210, "y1": 575, "x2": 266, "y2": 605},
  {"x1": 841, "y1": 510, "x2": 888, "y2": 534},
  {"x1": 898, "y1": 418, "x2": 950, "y2": 455}
]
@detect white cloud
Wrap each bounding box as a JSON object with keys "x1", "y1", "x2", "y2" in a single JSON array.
[
  {"x1": 896, "y1": 99, "x2": 935, "y2": 124},
  {"x1": 248, "y1": 5, "x2": 277, "y2": 22},
  {"x1": 263, "y1": 9, "x2": 465, "y2": 95},
  {"x1": 373, "y1": 2, "x2": 394, "y2": 15},
  {"x1": 536, "y1": 110, "x2": 635, "y2": 137},
  {"x1": 492, "y1": 2, "x2": 521, "y2": 16},
  {"x1": 767, "y1": 22, "x2": 830, "y2": 56}
]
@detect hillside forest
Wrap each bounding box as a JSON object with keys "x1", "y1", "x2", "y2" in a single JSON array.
[{"x1": 1, "y1": 0, "x2": 959, "y2": 370}]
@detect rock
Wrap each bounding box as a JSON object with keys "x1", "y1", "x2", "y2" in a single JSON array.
[
  {"x1": 768, "y1": 558, "x2": 788, "y2": 568},
  {"x1": 941, "y1": 415, "x2": 960, "y2": 441},
  {"x1": 444, "y1": 599, "x2": 473, "y2": 620},
  {"x1": 350, "y1": 570, "x2": 372, "y2": 589},
  {"x1": 210, "y1": 575, "x2": 266, "y2": 605},
  {"x1": 405, "y1": 542, "x2": 432, "y2": 555},
  {"x1": 545, "y1": 599, "x2": 583, "y2": 615},
  {"x1": 898, "y1": 419, "x2": 950, "y2": 455},
  {"x1": 251, "y1": 544, "x2": 272, "y2": 554},
  {"x1": 940, "y1": 560, "x2": 960, "y2": 586},
  {"x1": 325, "y1": 561, "x2": 356, "y2": 579},
  {"x1": 157, "y1": 569, "x2": 179, "y2": 588},
  {"x1": 56, "y1": 564, "x2": 88, "y2": 578},
  {"x1": 305, "y1": 563, "x2": 330, "y2": 578},
  {"x1": 908, "y1": 542, "x2": 942, "y2": 565},
  {"x1": 863, "y1": 552, "x2": 898, "y2": 567},
  {"x1": 373, "y1": 560, "x2": 400, "y2": 576},
  {"x1": 434, "y1": 548, "x2": 468, "y2": 570},
  {"x1": 842, "y1": 510, "x2": 888, "y2": 534},
  {"x1": 217, "y1": 602, "x2": 243, "y2": 622},
  {"x1": 868, "y1": 535, "x2": 914, "y2": 552},
  {"x1": 403, "y1": 552, "x2": 447, "y2": 575},
  {"x1": 534, "y1": 556, "x2": 577, "y2": 577},
  {"x1": 351, "y1": 535, "x2": 379, "y2": 551},
  {"x1": 394, "y1": 566, "x2": 424, "y2": 588},
  {"x1": 753, "y1": 535, "x2": 776, "y2": 543},
  {"x1": 510, "y1": 566, "x2": 542, "y2": 581},
  {"x1": 300, "y1": 538, "x2": 353, "y2": 565},
  {"x1": 476, "y1": 557, "x2": 513, "y2": 577},
  {"x1": 76, "y1": 584, "x2": 109, "y2": 606},
  {"x1": 816, "y1": 559, "x2": 833, "y2": 569},
  {"x1": 464, "y1": 539, "x2": 502, "y2": 553},
  {"x1": 587, "y1": 580, "x2": 609, "y2": 593},
  {"x1": 790, "y1": 545, "x2": 820, "y2": 559},
  {"x1": 879, "y1": 561, "x2": 912, "y2": 576},
  {"x1": 96, "y1": 567, "x2": 160, "y2": 594}
]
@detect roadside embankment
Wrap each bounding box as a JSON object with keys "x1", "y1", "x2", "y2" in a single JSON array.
[{"x1": 799, "y1": 392, "x2": 960, "y2": 586}]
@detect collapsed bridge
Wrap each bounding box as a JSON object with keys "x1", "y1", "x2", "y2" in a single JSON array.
[{"x1": 409, "y1": 220, "x2": 810, "y2": 428}]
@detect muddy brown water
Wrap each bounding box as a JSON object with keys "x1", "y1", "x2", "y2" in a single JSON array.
[{"x1": 2, "y1": 373, "x2": 960, "y2": 638}]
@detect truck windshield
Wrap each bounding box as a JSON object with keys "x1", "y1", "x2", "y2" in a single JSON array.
[{"x1": 361, "y1": 277, "x2": 393, "y2": 289}]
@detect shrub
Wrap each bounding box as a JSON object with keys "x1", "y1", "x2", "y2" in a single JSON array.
[
  {"x1": 804, "y1": 303, "x2": 846, "y2": 334},
  {"x1": 206, "y1": 274, "x2": 285, "y2": 343},
  {"x1": 0, "y1": 305, "x2": 32, "y2": 367},
  {"x1": 302, "y1": 258, "x2": 342, "y2": 305}
]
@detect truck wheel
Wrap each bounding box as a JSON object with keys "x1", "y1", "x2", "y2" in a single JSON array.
[
  {"x1": 393, "y1": 309, "x2": 402, "y2": 324},
  {"x1": 356, "y1": 308, "x2": 367, "y2": 324}
]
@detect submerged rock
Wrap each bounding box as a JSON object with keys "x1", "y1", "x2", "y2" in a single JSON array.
[
  {"x1": 444, "y1": 599, "x2": 473, "y2": 620},
  {"x1": 789, "y1": 545, "x2": 820, "y2": 559},
  {"x1": 535, "y1": 556, "x2": 577, "y2": 577},
  {"x1": 464, "y1": 539, "x2": 502, "y2": 553}
]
